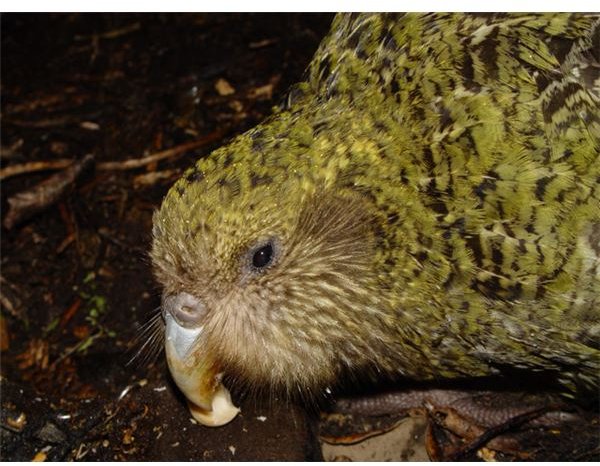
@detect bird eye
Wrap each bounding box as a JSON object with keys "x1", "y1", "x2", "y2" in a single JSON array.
[{"x1": 252, "y1": 242, "x2": 274, "y2": 269}]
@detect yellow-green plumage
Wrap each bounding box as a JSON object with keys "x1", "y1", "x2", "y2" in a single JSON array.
[{"x1": 152, "y1": 13, "x2": 600, "y2": 397}]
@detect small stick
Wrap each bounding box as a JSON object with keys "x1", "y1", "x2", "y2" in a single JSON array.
[
  {"x1": 3, "y1": 154, "x2": 95, "y2": 229},
  {"x1": 59, "y1": 297, "x2": 83, "y2": 328},
  {"x1": 96, "y1": 132, "x2": 223, "y2": 171},
  {"x1": 75, "y1": 22, "x2": 141, "y2": 41},
  {"x1": 0, "y1": 131, "x2": 224, "y2": 181},
  {"x1": 446, "y1": 406, "x2": 551, "y2": 461},
  {"x1": 0, "y1": 159, "x2": 73, "y2": 180}
]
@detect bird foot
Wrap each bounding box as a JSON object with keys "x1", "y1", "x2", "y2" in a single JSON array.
[{"x1": 328, "y1": 387, "x2": 584, "y2": 460}]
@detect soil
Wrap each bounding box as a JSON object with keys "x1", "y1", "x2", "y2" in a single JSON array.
[{"x1": 1, "y1": 13, "x2": 332, "y2": 461}]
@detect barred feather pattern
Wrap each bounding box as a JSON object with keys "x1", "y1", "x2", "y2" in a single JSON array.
[{"x1": 152, "y1": 13, "x2": 600, "y2": 397}]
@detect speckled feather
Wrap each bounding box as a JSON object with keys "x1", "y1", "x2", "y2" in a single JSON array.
[{"x1": 152, "y1": 14, "x2": 600, "y2": 397}]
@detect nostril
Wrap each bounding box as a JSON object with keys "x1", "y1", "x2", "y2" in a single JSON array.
[{"x1": 162, "y1": 292, "x2": 206, "y2": 328}]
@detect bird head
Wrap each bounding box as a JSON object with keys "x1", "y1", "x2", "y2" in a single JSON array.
[{"x1": 151, "y1": 122, "x2": 389, "y2": 405}]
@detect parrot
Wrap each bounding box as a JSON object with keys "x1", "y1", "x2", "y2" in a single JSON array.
[{"x1": 151, "y1": 13, "x2": 600, "y2": 426}]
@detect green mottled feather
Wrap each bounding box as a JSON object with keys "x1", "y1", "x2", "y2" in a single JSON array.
[{"x1": 152, "y1": 13, "x2": 600, "y2": 396}]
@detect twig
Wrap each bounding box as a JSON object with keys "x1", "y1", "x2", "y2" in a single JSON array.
[
  {"x1": 96, "y1": 132, "x2": 223, "y2": 170},
  {"x1": 0, "y1": 290, "x2": 19, "y2": 319},
  {"x1": 0, "y1": 139, "x2": 24, "y2": 160},
  {"x1": 3, "y1": 113, "x2": 101, "y2": 129},
  {"x1": 0, "y1": 159, "x2": 74, "y2": 181},
  {"x1": 49, "y1": 330, "x2": 103, "y2": 370},
  {"x1": 74, "y1": 22, "x2": 141, "y2": 41},
  {"x1": 0, "y1": 132, "x2": 224, "y2": 181},
  {"x1": 56, "y1": 233, "x2": 76, "y2": 254},
  {"x1": 0, "y1": 276, "x2": 26, "y2": 322},
  {"x1": 3, "y1": 154, "x2": 95, "y2": 229},
  {"x1": 446, "y1": 406, "x2": 551, "y2": 461},
  {"x1": 59, "y1": 298, "x2": 83, "y2": 329}
]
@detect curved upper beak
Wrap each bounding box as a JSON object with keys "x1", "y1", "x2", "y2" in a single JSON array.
[{"x1": 163, "y1": 292, "x2": 240, "y2": 427}]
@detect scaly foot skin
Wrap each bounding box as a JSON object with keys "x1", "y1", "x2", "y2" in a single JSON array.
[
  {"x1": 333, "y1": 388, "x2": 579, "y2": 427},
  {"x1": 331, "y1": 387, "x2": 584, "y2": 459}
]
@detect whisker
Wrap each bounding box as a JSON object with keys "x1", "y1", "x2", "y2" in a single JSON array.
[
  {"x1": 127, "y1": 308, "x2": 165, "y2": 367},
  {"x1": 136, "y1": 312, "x2": 163, "y2": 341},
  {"x1": 133, "y1": 325, "x2": 163, "y2": 366}
]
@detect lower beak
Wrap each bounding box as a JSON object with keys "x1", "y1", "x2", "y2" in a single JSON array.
[{"x1": 164, "y1": 312, "x2": 240, "y2": 426}]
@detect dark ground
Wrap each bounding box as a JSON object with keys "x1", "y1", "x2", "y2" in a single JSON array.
[
  {"x1": 1, "y1": 13, "x2": 599, "y2": 462},
  {"x1": 1, "y1": 13, "x2": 332, "y2": 461}
]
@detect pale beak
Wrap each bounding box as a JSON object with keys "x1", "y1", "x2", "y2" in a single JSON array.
[{"x1": 163, "y1": 294, "x2": 240, "y2": 427}]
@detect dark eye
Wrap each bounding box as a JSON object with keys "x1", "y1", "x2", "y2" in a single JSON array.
[{"x1": 252, "y1": 243, "x2": 273, "y2": 269}]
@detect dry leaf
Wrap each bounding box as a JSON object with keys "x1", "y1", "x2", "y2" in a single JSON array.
[
  {"x1": 215, "y1": 78, "x2": 235, "y2": 96},
  {"x1": 7, "y1": 412, "x2": 27, "y2": 431},
  {"x1": 32, "y1": 451, "x2": 47, "y2": 462}
]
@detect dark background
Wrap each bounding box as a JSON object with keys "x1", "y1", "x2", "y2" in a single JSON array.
[{"x1": 1, "y1": 13, "x2": 333, "y2": 460}]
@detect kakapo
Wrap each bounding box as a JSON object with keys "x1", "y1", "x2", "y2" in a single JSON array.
[{"x1": 151, "y1": 13, "x2": 600, "y2": 426}]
